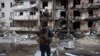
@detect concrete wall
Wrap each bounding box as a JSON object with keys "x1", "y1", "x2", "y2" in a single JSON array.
[
  {"x1": 0, "y1": 0, "x2": 14, "y2": 28},
  {"x1": 13, "y1": 11, "x2": 39, "y2": 20}
]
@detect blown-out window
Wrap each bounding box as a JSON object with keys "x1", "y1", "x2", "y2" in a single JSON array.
[
  {"x1": 30, "y1": 1, "x2": 36, "y2": 4},
  {"x1": 19, "y1": 12, "x2": 23, "y2": 16},
  {"x1": 1, "y1": 3, "x2": 5, "y2": 8},
  {"x1": 30, "y1": 12, "x2": 36, "y2": 15},
  {"x1": 43, "y1": 2, "x2": 48, "y2": 9}
]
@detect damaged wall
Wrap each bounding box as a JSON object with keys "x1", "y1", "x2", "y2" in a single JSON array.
[
  {"x1": 13, "y1": 11, "x2": 39, "y2": 20},
  {"x1": 80, "y1": 22, "x2": 88, "y2": 31},
  {"x1": 40, "y1": 0, "x2": 53, "y2": 13}
]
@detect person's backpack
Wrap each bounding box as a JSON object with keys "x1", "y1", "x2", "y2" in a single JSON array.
[{"x1": 48, "y1": 29, "x2": 54, "y2": 37}]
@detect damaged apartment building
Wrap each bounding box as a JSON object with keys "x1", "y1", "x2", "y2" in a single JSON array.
[
  {"x1": 1, "y1": 0, "x2": 100, "y2": 34},
  {"x1": 10, "y1": 0, "x2": 54, "y2": 34},
  {"x1": 10, "y1": 0, "x2": 40, "y2": 34},
  {"x1": 54, "y1": 0, "x2": 100, "y2": 33},
  {"x1": 69, "y1": 0, "x2": 100, "y2": 33},
  {"x1": 0, "y1": 0, "x2": 14, "y2": 30}
]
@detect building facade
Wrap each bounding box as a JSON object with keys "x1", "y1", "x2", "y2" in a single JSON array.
[
  {"x1": 10, "y1": 0, "x2": 40, "y2": 34},
  {"x1": 69, "y1": 0, "x2": 100, "y2": 32},
  {"x1": 1, "y1": 0, "x2": 100, "y2": 34},
  {"x1": 0, "y1": 0, "x2": 14, "y2": 29}
]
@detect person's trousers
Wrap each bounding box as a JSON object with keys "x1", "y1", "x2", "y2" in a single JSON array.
[{"x1": 40, "y1": 44, "x2": 51, "y2": 56}]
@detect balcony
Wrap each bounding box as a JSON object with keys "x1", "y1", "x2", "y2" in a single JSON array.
[
  {"x1": 13, "y1": 3, "x2": 38, "y2": 10},
  {"x1": 10, "y1": 27, "x2": 39, "y2": 31},
  {"x1": 73, "y1": 16, "x2": 100, "y2": 21},
  {"x1": 85, "y1": 16, "x2": 100, "y2": 21},
  {"x1": 56, "y1": 6, "x2": 65, "y2": 9},
  {"x1": 76, "y1": 5, "x2": 88, "y2": 9},
  {"x1": 88, "y1": 3, "x2": 100, "y2": 9},
  {"x1": 73, "y1": 2, "x2": 100, "y2": 10},
  {"x1": 11, "y1": 15, "x2": 39, "y2": 20}
]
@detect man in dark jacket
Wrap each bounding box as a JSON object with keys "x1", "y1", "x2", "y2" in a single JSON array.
[{"x1": 38, "y1": 23, "x2": 53, "y2": 56}]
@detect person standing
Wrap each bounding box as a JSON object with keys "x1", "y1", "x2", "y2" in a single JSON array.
[{"x1": 37, "y1": 23, "x2": 53, "y2": 56}]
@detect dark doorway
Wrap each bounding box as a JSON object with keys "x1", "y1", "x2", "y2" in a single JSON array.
[
  {"x1": 74, "y1": 10, "x2": 80, "y2": 17},
  {"x1": 73, "y1": 22, "x2": 80, "y2": 30},
  {"x1": 43, "y1": 2, "x2": 48, "y2": 9},
  {"x1": 88, "y1": 21, "x2": 93, "y2": 28},
  {"x1": 60, "y1": 11, "x2": 66, "y2": 18},
  {"x1": 88, "y1": 10, "x2": 93, "y2": 16}
]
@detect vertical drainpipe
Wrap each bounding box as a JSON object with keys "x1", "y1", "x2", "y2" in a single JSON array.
[
  {"x1": 38, "y1": 0, "x2": 41, "y2": 30},
  {"x1": 67, "y1": 0, "x2": 70, "y2": 33}
]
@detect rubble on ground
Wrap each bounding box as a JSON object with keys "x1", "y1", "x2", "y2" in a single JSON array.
[{"x1": 77, "y1": 36, "x2": 100, "y2": 45}]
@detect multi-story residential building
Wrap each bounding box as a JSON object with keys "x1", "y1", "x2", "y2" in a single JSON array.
[
  {"x1": 0, "y1": 0, "x2": 14, "y2": 29},
  {"x1": 69, "y1": 0, "x2": 100, "y2": 32},
  {"x1": 10, "y1": 0, "x2": 40, "y2": 34},
  {"x1": 10, "y1": 0, "x2": 54, "y2": 34},
  {"x1": 1, "y1": 0, "x2": 100, "y2": 34},
  {"x1": 54, "y1": 0, "x2": 68, "y2": 29},
  {"x1": 53, "y1": 0, "x2": 100, "y2": 34}
]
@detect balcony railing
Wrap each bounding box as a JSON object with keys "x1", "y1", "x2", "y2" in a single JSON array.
[
  {"x1": 13, "y1": 3, "x2": 38, "y2": 10},
  {"x1": 85, "y1": 16, "x2": 100, "y2": 20},
  {"x1": 73, "y1": 15, "x2": 100, "y2": 21},
  {"x1": 10, "y1": 27, "x2": 39, "y2": 31},
  {"x1": 74, "y1": 2, "x2": 100, "y2": 10},
  {"x1": 11, "y1": 14, "x2": 39, "y2": 20}
]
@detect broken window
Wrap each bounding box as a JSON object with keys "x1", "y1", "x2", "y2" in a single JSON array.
[
  {"x1": 30, "y1": 1, "x2": 36, "y2": 4},
  {"x1": 88, "y1": 10, "x2": 93, "y2": 16},
  {"x1": 61, "y1": 0, "x2": 66, "y2": 8},
  {"x1": 2, "y1": 12, "x2": 4, "y2": 17},
  {"x1": 88, "y1": 21, "x2": 93, "y2": 28},
  {"x1": 13, "y1": 20, "x2": 37, "y2": 27},
  {"x1": 1, "y1": 3, "x2": 5, "y2": 8},
  {"x1": 19, "y1": 12, "x2": 23, "y2": 16},
  {"x1": 73, "y1": 22, "x2": 80, "y2": 30},
  {"x1": 43, "y1": 9, "x2": 50, "y2": 17},
  {"x1": 10, "y1": 2, "x2": 13, "y2": 7},
  {"x1": 60, "y1": 11, "x2": 66, "y2": 18},
  {"x1": 74, "y1": 0, "x2": 80, "y2": 6},
  {"x1": 89, "y1": 0, "x2": 93, "y2": 3},
  {"x1": 43, "y1": 2, "x2": 48, "y2": 9},
  {"x1": 60, "y1": 20, "x2": 66, "y2": 27},
  {"x1": 19, "y1": 2, "x2": 23, "y2": 5},
  {"x1": 74, "y1": 10, "x2": 80, "y2": 17},
  {"x1": 30, "y1": 12, "x2": 36, "y2": 15}
]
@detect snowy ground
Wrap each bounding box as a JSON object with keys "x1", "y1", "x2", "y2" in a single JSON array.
[
  {"x1": 0, "y1": 35, "x2": 100, "y2": 56},
  {"x1": 0, "y1": 37, "x2": 38, "y2": 45}
]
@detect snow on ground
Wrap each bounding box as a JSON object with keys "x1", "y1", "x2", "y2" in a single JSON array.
[
  {"x1": 0, "y1": 37, "x2": 38, "y2": 45},
  {"x1": 76, "y1": 36, "x2": 100, "y2": 45},
  {"x1": 34, "y1": 48, "x2": 57, "y2": 56}
]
